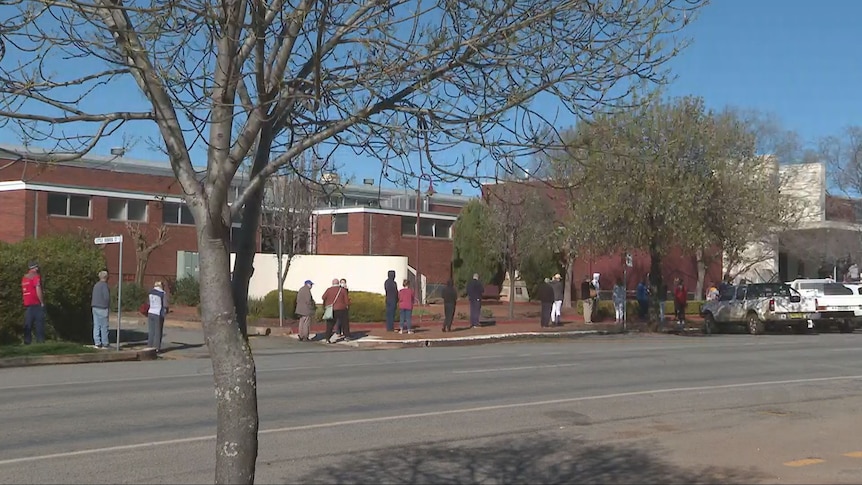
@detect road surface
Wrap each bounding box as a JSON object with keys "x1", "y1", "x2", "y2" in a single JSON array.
[{"x1": 2, "y1": 332, "x2": 862, "y2": 484}]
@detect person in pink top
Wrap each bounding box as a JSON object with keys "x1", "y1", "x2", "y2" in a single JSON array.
[{"x1": 398, "y1": 279, "x2": 416, "y2": 334}]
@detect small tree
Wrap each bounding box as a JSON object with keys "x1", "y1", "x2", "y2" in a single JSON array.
[
  {"x1": 261, "y1": 162, "x2": 318, "y2": 326},
  {"x1": 452, "y1": 199, "x2": 504, "y2": 291},
  {"x1": 126, "y1": 223, "x2": 169, "y2": 287}
]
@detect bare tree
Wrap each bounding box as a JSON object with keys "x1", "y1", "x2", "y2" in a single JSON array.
[
  {"x1": 0, "y1": 1, "x2": 705, "y2": 482},
  {"x1": 483, "y1": 179, "x2": 554, "y2": 318},
  {"x1": 261, "y1": 161, "x2": 318, "y2": 327},
  {"x1": 126, "y1": 223, "x2": 169, "y2": 287}
]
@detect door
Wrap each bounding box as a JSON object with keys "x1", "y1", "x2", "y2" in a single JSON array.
[{"x1": 728, "y1": 285, "x2": 748, "y2": 322}]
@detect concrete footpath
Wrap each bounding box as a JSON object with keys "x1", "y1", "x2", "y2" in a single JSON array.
[{"x1": 0, "y1": 314, "x2": 704, "y2": 367}]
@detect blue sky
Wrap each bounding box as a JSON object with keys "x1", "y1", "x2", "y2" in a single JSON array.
[{"x1": 2, "y1": 0, "x2": 859, "y2": 196}]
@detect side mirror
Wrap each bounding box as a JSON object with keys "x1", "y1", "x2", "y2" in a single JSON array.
[{"x1": 790, "y1": 295, "x2": 801, "y2": 303}]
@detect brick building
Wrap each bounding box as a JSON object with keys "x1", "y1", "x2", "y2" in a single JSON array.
[
  {"x1": 0, "y1": 145, "x2": 248, "y2": 286},
  {"x1": 311, "y1": 181, "x2": 471, "y2": 289}
]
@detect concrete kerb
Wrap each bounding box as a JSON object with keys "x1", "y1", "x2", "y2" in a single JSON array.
[
  {"x1": 337, "y1": 329, "x2": 616, "y2": 349},
  {"x1": 0, "y1": 348, "x2": 157, "y2": 368}
]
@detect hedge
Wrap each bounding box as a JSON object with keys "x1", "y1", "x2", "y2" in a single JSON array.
[
  {"x1": 110, "y1": 282, "x2": 149, "y2": 312},
  {"x1": 0, "y1": 235, "x2": 105, "y2": 344},
  {"x1": 261, "y1": 288, "x2": 386, "y2": 322}
]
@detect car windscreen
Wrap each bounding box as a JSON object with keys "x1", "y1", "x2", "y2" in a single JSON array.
[{"x1": 746, "y1": 284, "x2": 791, "y2": 299}]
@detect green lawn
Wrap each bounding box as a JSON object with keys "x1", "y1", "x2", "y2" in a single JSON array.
[{"x1": 0, "y1": 341, "x2": 97, "y2": 358}]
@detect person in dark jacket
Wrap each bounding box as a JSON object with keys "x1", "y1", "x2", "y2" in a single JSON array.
[
  {"x1": 384, "y1": 270, "x2": 398, "y2": 332},
  {"x1": 580, "y1": 275, "x2": 596, "y2": 324},
  {"x1": 441, "y1": 279, "x2": 458, "y2": 332},
  {"x1": 465, "y1": 273, "x2": 484, "y2": 328},
  {"x1": 537, "y1": 277, "x2": 556, "y2": 327}
]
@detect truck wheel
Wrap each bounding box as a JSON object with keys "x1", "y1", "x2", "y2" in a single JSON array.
[
  {"x1": 703, "y1": 313, "x2": 715, "y2": 335},
  {"x1": 840, "y1": 320, "x2": 855, "y2": 334},
  {"x1": 747, "y1": 313, "x2": 765, "y2": 335}
]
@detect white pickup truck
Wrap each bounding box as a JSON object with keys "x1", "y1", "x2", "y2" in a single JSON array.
[
  {"x1": 786, "y1": 279, "x2": 862, "y2": 333},
  {"x1": 700, "y1": 283, "x2": 815, "y2": 335}
]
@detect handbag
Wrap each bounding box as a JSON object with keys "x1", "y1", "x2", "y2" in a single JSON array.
[{"x1": 323, "y1": 287, "x2": 342, "y2": 320}]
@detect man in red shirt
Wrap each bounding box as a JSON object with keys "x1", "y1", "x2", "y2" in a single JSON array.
[
  {"x1": 320, "y1": 278, "x2": 349, "y2": 344},
  {"x1": 21, "y1": 261, "x2": 45, "y2": 344}
]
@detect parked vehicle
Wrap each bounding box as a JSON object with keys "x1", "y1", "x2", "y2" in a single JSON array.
[
  {"x1": 700, "y1": 283, "x2": 815, "y2": 335},
  {"x1": 786, "y1": 279, "x2": 862, "y2": 333}
]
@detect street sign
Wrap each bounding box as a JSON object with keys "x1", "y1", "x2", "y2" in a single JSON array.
[
  {"x1": 94, "y1": 235, "x2": 123, "y2": 245},
  {"x1": 625, "y1": 253, "x2": 633, "y2": 267},
  {"x1": 93, "y1": 235, "x2": 124, "y2": 350}
]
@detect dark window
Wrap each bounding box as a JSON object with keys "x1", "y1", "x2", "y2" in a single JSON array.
[
  {"x1": 46, "y1": 193, "x2": 91, "y2": 217},
  {"x1": 401, "y1": 216, "x2": 416, "y2": 236},
  {"x1": 332, "y1": 213, "x2": 348, "y2": 233},
  {"x1": 745, "y1": 284, "x2": 791, "y2": 299},
  {"x1": 418, "y1": 219, "x2": 435, "y2": 237},
  {"x1": 108, "y1": 199, "x2": 148, "y2": 222},
  {"x1": 162, "y1": 202, "x2": 194, "y2": 225},
  {"x1": 718, "y1": 286, "x2": 734, "y2": 301},
  {"x1": 435, "y1": 220, "x2": 453, "y2": 239}
]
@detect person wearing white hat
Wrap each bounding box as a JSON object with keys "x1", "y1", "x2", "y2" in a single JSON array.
[{"x1": 549, "y1": 274, "x2": 564, "y2": 326}]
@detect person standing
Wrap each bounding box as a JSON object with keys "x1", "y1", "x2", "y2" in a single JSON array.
[
  {"x1": 398, "y1": 279, "x2": 416, "y2": 334},
  {"x1": 656, "y1": 279, "x2": 668, "y2": 331},
  {"x1": 673, "y1": 278, "x2": 688, "y2": 331},
  {"x1": 21, "y1": 261, "x2": 45, "y2": 345},
  {"x1": 612, "y1": 278, "x2": 626, "y2": 326},
  {"x1": 91, "y1": 270, "x2": 111, "y2": 349},
  {"x1": 705, "y1": 282, "x2": 719, "y2": 302},
  {"x1": 537, "y1": 277, "x2": 555, "y2": 328},
  {"x1": 580, "y1": 274, "x2": 596, "y2": 325},
  {"x1": 441, "y1": 279, "x2": 457, "y2": 332},
  {"x1": 337, "y1": 278, "x2": 351, "y2": 340},
  {"x1": 147, "y1": 281, "x2": 168, "y2": 352},
  {"x1": 384, "y1": 270, "x2": 398, "y2": 332},
  {"x1": 636, "y1": 277, "x2": 649, "y2": 321},
  {"x1": 549, "y1": 273, "x2": 564, "y2": 326},
  {"x1": 466, "y1": 273, "x2": 484, "y2": 328},
  {"x1": 321, "y1": 278, "x2": 347, "y2": 343},
  {"x1": 294, "y1": 280, "x2": 316, "y2": 341}
]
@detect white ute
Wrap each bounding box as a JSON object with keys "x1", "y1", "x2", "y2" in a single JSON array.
[{"x1": 786, "y1": 279, "x2": 862, "y2": 333}]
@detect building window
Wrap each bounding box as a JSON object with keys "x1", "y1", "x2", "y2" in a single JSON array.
[
  {"x1": 162, "y1": 202, "x2": 195, "y2": 225},
  {"x1": 332, "y1": 213, "x2": 348, "y2": 234},
  {"x1": 47, "y1": 193, "x2": 91, "y2": 218},
  {"x1": 108, "y1": 199, "x2": 148, "y2": 222},
  {"x1": 400, "y1": 216, "x2": 453, "y2": 239},
  {"x1": 401, "y1": 216, "x2": 416, "y2": 236}
]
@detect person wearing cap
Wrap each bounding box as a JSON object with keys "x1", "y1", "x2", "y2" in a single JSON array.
[
  {"x1": 91, "y1": 270, "x2": 111, "y2": 349},
  {"x1": 465, "y1": 273, "x2": 484, "y2": 328},
  {"x1": 146, "y1": 281, "x2": 169, "y2": 352},
  {"x1": 295, "y1": 280, "x2": 316, "y2": 341},
  {"x1": 21, "y1": 261, "x2": 45, "y2": 344},
  {"x1": 549, "y1": 273, "x2": 564, "y2": 326},
  {"x1": 321, "y1": 278, "x2": 349, "y2": 343}
]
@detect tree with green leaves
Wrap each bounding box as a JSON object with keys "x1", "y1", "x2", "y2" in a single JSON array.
[
  {"x1": 452, "y1": 199, "x2": 503, "y2": 291},
  {"x1": 553, "y1": 96, "x2": 797, "y2": 302},
  {"x1": 0, "y1": 0, "x2": 705, "y2": 480}
]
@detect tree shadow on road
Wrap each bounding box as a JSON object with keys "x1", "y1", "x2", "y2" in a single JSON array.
[{"x1": 292, "y1": 432, "x2": 764, "y2": 484}]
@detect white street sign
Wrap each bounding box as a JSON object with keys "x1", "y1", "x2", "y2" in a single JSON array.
[
  {"x1": 625, "y1": 253, "x2": 633, "y2": 267},
  {"x1": 94, "y1": 235, "x2": 123, "y2": 245}
]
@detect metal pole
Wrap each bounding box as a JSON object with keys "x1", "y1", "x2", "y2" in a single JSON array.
[
  {"x1": 416, "y1": 187, "x2": 421, "y2": 315},
  {"x1": 623, "y1": 266, "x2": 627, "y2": 332},
  {"x1": 117, "y1": 239, "x2": 123, "y2": 351},
  {"x1": 278, "y1": 235, "x2": 284, "y2": 327}
]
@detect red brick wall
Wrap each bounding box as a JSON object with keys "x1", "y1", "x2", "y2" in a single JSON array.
[
  {"x1": 316, "y1": 211, "x2": 455, "y2": 284},
  {"x1": 0, "y1": 191, "x2": 26, "y2": 241},
  {"x1": 0, "y1": 160, "x2": 183, "y2": 195},
  {"x1": 428, "y1": 202, "x2": 462, "y2": 215}
]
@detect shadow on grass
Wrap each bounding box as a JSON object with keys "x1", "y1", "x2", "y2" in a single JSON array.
[
  {"x1": 293, "y1": 433, "x2": 763, "y2": 485},
  {"x1": 0, "y1": 341, "x2": 97, "y2": 358}
]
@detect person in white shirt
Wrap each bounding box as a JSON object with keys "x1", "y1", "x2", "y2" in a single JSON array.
[{"x1": 147, "y1": 281, "x2": 169, "y2": 352}]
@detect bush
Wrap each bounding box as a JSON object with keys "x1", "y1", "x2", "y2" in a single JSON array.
[
  {"x1": 261, "y1": 289, "x2": 298, "y2": 319},
  {"x1": 0, "y1": 235, "x2": 105, "y2": 344},
  {"x1": 110, "y1": 282, "x2": 149, "y2": 312},
  {"x1": 575, "y1": 299, "x2": 705, "y2": 321},
  {"x1": 345, "y1": 291, "x2": 385, "y2": 322},
  {"x1": 247, "y1": 297, "x2": 265, "y2": 320},
  {"x1": 171, "y1": 276, "x2": 200, "y2": 306}
]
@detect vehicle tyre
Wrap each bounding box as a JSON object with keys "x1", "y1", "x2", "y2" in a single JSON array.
[
  {"x1": 703, "y1": 313, "x2": 715, "y2": 335},
  {"x1": 747, "y1": 313, "x2": 765, "y2": 335},
  {"x1": 840, "y1": 320, "x2": 854, "y2": 334}
]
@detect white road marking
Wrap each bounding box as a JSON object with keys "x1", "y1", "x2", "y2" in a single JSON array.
[
  {"x1": 453, "y1": 363, "x2": 580, "y2": 374},
  {"x1": 2, "y1": 373, "x2": 862, "y2": 466}
]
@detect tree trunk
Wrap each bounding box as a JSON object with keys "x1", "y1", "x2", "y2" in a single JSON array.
[
  {"x1": 135, "y1": 257, "x2": 147, "y2": 287},
  {"x1": 649, "y1": 247, "x2": 663, "y2": 327},
  {"x1": 695, "y1": 248, "x2": 706, "y2": 300},
  {"x1": 198, "y1": 225, "x2": 259, "y2": 485},
  {"x1": 563, "y1": 255, "x2": 574, "y2": 309},
  {"x1": 231, "y1": 131, "x2": 272, "y2": 337}
]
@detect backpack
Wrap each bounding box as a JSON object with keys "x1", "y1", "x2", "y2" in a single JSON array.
[{"x1": 139, "y1": 303, "x2": 150, "y2": 316}]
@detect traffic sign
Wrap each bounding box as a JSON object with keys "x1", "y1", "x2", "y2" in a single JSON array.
[
  {"x1": 625, "y1": 253, "x2": 633, "y2": 267},
  {"x1": 94, "y1": 235, "x2": 123, "y2": 245}
]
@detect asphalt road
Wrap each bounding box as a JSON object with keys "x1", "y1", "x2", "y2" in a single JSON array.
[{"x1": 2, "y1": 331, "x2": 862, "y2": 484}]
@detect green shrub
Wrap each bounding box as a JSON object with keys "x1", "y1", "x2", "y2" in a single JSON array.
[
  {"x1": 172, "y1": 276, "x2": 200, "y2": 306},
  {"x1": 261, "y1": 289, "x2": 298, "y2": 319},
  {"x1": 345, "y1": 291, "x2": 385, "y2": 322},
  {"x1": 247, "y1": 297, "x2": 265, "y2": 319},
  {"x1": 110, "y1": 282, "x2": 148, "y2": 312},
  {"x1": 575, "y1": 299, "x2": 705, "y2": 321},
  {"x1": 0, "y1": 235, "x2": 105, "y2": 344}
]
